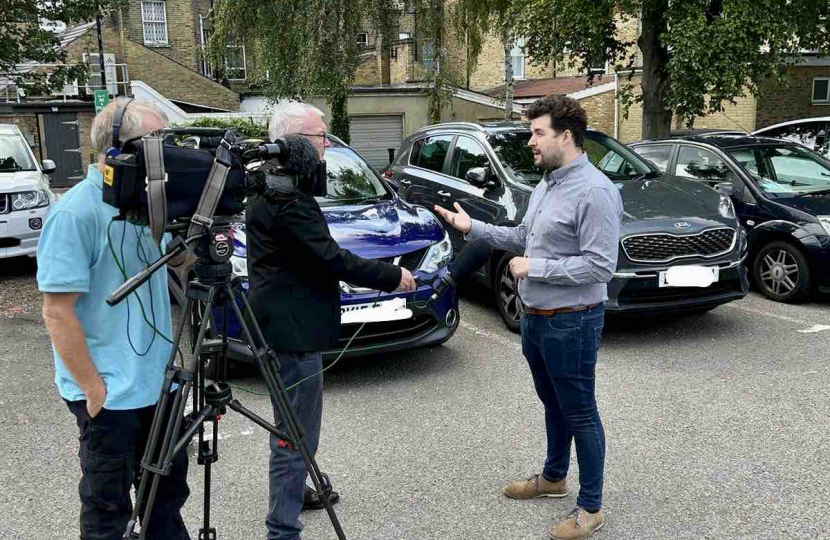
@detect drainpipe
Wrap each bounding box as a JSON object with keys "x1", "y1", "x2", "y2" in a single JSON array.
[{"x1": 614, "y1": 71, "x2": 620, "y2": 139}]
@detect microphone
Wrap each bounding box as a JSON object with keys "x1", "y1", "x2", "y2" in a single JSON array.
[
  {"x1": 254, "y1": 135, "x2": 320, "y2": 176},
  {"x1": 426, "y1": 238, "x2": 493, "y2": 304}
]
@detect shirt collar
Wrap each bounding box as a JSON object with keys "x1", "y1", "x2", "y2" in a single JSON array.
[
  {"x1": 546, "y1": 152, "x2": 589, "y2": 185},
  {"x1": 85, "y1": 164, "x2": 104, "y2": 190}
]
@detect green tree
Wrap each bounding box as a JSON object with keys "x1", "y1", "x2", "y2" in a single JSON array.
[
  {"x1": 506, "y1": 0, "x2": 830, "y2": 139},
  {"x1": 1, "y1": 0, "x2": 113, "y2": 95}
]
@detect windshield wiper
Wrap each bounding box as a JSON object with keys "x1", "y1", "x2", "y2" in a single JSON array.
[{"x1": 794, "y1": 188, "x2": 830, "y2": 197}]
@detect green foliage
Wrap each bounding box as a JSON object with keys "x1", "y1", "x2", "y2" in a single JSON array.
[
  {"x1": 179, "y1": 116, "x2": 269, "y2": 139},
  {"x1": 1, "y1": 1, "x2": 117, "y2": 95}
]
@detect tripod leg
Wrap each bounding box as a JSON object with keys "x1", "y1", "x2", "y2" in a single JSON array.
[{"x1": 223, "y1": 284, "x2": 348, "y2": 540}]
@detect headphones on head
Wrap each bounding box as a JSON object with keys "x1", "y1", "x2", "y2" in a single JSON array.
[{"x1": 105, "y1": 97, "x2": 135, "y2": 158}]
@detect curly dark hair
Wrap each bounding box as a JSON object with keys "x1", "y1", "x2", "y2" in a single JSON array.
[{"x1": 526, "y1": 94, "x2": 588, "y2": 149}]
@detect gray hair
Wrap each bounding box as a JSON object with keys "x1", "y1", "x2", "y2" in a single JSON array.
[
  {"x1": 90, "y1": 97, "x2": 169, "y2": 155},
  {"x1": 268, "y1": 101, "x2": 325, "y2": 142}
]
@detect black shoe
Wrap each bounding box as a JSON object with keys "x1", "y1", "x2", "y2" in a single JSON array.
[{"x1": 303, "y1": 486, "x2": 340, "y2": 511}]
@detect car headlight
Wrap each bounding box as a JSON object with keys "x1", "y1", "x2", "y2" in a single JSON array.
[
  {"x1": 819, "y1": 215, "x2": 830, "y2": 236},
  {"x1": 11, "y1": 190, "x2": 49, "y2": 211},
  {"x1": 718, "y1": 195, "x2": 735, "y2": 219},
  {"x1": 419, "y1": 230, "x2": 453, "y2": 273}
]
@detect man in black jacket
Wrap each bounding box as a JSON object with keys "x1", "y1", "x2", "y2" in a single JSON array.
[{"x1": 246, "y1": 102, "x2": 416, "y2": 540}]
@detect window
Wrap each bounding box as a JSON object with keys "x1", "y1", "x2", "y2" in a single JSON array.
[
  {"x1": 729, "y1": 145, "x2": 830, "y2": 196},
  {"x1": 583, "y1": 133, "x2": 651, "y2": 180},
  {"x1": 450, "y1": 136, "x2": 491, "y2": 181},
  {"x1": 0, "y1": 135, "x2": 35, "y2": 172},
  {"x1": 676, "y1": 146, "x2": 743, "y2": 197},
  {"x1": 225, "y1": 45, "x2": 246, "y2": 80},
  {"x1": 488, "y1": 132, "x2": 544, "y2": 186},
  {"x1": 758, "y1": 121, "x2": 828, "y2": 156},
  {"x1": 812, "y1": 78, "x2": 829, "y2": 104},
  {"x1": 410, "y1": 135, "x2": 452, "y2": 173},
  {"x1": 510, "y1": 38, "x2": 525, "y2": 80},
  {"x1": 141, "y1": 1, "x2": 168, "y2": 45},
  {"x1": 82, "y1": 53, "x2": 118, "y2": 95},
  {"x1": 421, "y1": 43, "x2": 435, "y2": 71},
  {"x1": 631, "y1": 144, "x2": 673, "y2": 172},
  {"x1": 357, "y1": 33, "x2": 368, "y2": 48},
  {"x1": 317, "y1": 147, "x2": 389, "y2": 205}
]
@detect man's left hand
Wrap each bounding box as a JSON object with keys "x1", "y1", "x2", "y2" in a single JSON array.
[{"x1": 509, "y1": 257, "x2": 530, "y2": 279}]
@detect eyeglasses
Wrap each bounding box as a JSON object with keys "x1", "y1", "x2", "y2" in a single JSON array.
[{"x1": 298, "y1": 133, "x2": 328, "y2": 140}]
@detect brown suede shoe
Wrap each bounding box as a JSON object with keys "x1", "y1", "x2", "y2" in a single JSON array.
[
  {"x1": 548, "y1": 508, "x2": 605, "y2": 540},
  {"x1": 502, "y1": 474, "x2": 569, "y2": 500}
]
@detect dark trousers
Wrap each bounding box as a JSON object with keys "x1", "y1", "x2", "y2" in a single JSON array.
[
  {"x1": 266, "y1": 351, "x2": 324, "y2": 540},
  {"x1": 66, "y1": 399, "x2": 191, "y2": 540},
  {"x1": 520, "y1": 303, "x2": 606, "y2": 510}
]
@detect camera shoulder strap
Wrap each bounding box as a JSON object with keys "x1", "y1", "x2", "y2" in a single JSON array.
[{"x1": 143, "y1": 136, "x2": 168, "y2": 245}]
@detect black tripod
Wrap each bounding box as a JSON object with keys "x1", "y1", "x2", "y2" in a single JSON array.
[{"x1": 113, "y1": 226, "x2": 347, "y2": 540}]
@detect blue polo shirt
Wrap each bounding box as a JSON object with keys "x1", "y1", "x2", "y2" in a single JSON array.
[{"x1": 37, "y1": 165, "x2": 173, "y2": 410}]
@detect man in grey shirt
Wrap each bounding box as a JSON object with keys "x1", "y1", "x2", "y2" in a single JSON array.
[{"x1": 435, "y1": 95, "x2": 623, "y2": 540}]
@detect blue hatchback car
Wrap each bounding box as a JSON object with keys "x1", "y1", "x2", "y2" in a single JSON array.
[{"x1": 178, "y1": 136, "x2": 459, "y2": 366}]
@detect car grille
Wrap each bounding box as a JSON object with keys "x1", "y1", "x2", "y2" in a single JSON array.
[
  {"x1": 336, "y1": 314, "x2": 438, "y2": 348},
  {"x1": 0, "y1": 194, "x2": 7, "y2": 214},
  {"x1": 622, "y1": 228, "x2": 736, "y2": 263},
  {"x1": 380, "y1": 246, "x2": 429, "y2": 271}
]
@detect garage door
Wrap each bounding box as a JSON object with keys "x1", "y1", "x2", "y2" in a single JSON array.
[{"x1": 348, "y1": 115, "x2": 403, "y2": 170}]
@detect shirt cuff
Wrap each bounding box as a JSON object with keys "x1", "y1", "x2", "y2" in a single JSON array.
[
  {"x1": 528, "y1": 258, "x2": 549, "y2": 280},
  {"x1": 465, "y1": 219, "x2": 486, "y2": 241}
]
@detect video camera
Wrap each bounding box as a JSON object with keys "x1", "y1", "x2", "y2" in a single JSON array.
[{"x1": 101, "y1": 127, "x2": 327, "y2": 233}]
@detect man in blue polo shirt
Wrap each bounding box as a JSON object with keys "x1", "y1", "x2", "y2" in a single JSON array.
[{"x1": 37, "y1": 97, "x2": 190, "y2": 540}]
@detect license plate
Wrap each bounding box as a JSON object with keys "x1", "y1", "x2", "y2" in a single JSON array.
[
  {"x1": 341, "y1": 297, "x2": 412, "y2": 324},
  {"x1": 658, "y1": 265, "x2": 719, "y2": 288}
]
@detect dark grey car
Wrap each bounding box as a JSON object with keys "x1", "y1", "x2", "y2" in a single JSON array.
[{"x1": 385, "y1": 122, "x2": 749, "y2": 332}]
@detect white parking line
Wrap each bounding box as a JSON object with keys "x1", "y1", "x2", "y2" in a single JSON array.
[
  {"x1": 724, "y1": 303, "x2": 810, "y2": 326},
  {"x1": 459, "y1": 320, "x2": 522, "y2": 353},
  {"x1": 797, "y1": 324, "x2": 830, "y2": 334}
]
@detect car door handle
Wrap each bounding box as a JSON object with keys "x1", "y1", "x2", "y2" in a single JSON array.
[
  {"x1": 399, "y1": 179, "x2": 412, "y2": 186},
  {"x1": 437, "y1": 190, "x2": 451, "y2": 198}
]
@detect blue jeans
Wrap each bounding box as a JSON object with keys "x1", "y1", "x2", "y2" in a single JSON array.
[
  {"x1": 520, "y1": 304, "x2": 606, "y2": 510},
  {"x1": 266, "y1": 351, "x2": 324, "y2": 540}
]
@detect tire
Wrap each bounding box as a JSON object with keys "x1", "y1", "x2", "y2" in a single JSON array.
[
  {"x1": 752, "y1": 240, "x2": 811, "y2": 303},
  {"x1": 493, "y1": 252, "x2": 523, "y2": 334}
]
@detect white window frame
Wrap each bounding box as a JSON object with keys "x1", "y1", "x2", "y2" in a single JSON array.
[
  {"x1": 812, "y1": 78, "x2": 830, "y2": 104},
  {"x1": 141, "y1": 1, "x2": 169, "y2": 46},
  {"x1": 509, "y1": 38, "x2": 526, "y2": 80},
  {"x1": 357, "y1": 33, "x2": 368, "y2": 48},
  {"x1": 225, "y1": 45, "x2": 246, "y2": 81}
]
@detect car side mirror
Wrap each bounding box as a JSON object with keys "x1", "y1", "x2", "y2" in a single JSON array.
[
  {"x1": 714, "y1": 182, "x2": 733, "y2": 197},
  {"x1": 466, "y1": 166, "x2": 499, "y2": 189},
  {"x1": 41, "y1": 159, "x2": 56, "y2": 174}
]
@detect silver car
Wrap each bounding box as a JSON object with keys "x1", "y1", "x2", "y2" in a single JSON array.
[{"x1": 0, "y1": 124, "x2": 57, "y2": 259}]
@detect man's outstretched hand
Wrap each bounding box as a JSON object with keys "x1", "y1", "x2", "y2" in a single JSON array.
[{"x1": 433, "y1": 203, "x2": 472, "y2": 234}]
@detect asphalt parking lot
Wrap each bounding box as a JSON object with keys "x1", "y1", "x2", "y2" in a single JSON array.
[{"x1": 1, "y1": 258, "x2": 828, "y2": 540}]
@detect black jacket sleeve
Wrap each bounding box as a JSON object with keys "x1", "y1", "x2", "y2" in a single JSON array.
[{"x1": 277, "y1": 195, "x2": 402, "y2": 293}]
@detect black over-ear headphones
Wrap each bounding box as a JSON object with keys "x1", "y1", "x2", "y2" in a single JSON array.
[{"x1": 106, "y1": 97, "x2": 135, "y2": 158}]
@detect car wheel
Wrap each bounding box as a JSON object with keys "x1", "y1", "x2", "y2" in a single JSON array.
[
  {"x1": 494, "y1": 252, "x2": 523, "y2": 334},
  {"x1": 752, "y1": 241, "x2": 811, "y2": 303}
]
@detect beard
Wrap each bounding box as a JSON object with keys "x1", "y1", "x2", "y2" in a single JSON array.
[{"x1": 540, "y1": 147, "x2": 564, "y2": 170}]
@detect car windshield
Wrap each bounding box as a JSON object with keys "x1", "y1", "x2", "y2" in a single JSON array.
[
  {"x1": 0, "y1": 135, "x2": 36, "y2": 172},
  {"x1": 727, "y1": 145, "x2": 830, "y2": 196},
  {"x1": 488, "y1": 130, "x2": 653, "y2": 185},
  {"x1": 584, "y1": 132, "x2": 654, "y2": 180},
  {"x1": 487, "y1": 132, "x2": 545, "y2": 186},
  {"x1": 315, "y1": 147, "x2": 391, "y2": 206}
]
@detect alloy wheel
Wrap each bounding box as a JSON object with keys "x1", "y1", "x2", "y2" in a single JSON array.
[{"x1": 759, "y1": 248, "x2": 799, "y2": 296}]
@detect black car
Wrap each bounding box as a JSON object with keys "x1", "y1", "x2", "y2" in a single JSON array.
[
  {"x1": 385, "y1": 122, "x2": 749, "y2": 332},
  {"x1": 631, "y1": 134, "x2": 830, "y2": 303}
]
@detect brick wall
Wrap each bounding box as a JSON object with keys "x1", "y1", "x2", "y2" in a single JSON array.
[
  {"x1": 126, "y1": 0, "x2": 199, "y2": 72},
  {"x1": 0, "y1": 115, "x2": 42, "y2": 162},
  {"x1": 579, "y1": 91, "x2": 616, "y2": 135},
  {"x1": 755, "y1": 65, "x2": 830, "y2": 129},
  {"x1": 356, "y1": 53, "x2": 381, "y2": 85},
  {"x1": 124, "y1": 39, "x2": 239, "y2": 110},
  {"x1": 390, "y1": 41, "x2": 414, "y2": 84}
]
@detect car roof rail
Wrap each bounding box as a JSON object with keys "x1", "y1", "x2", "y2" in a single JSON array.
[{"x1": 414, "y1": 122, "x2": 486, "y2": 134}]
